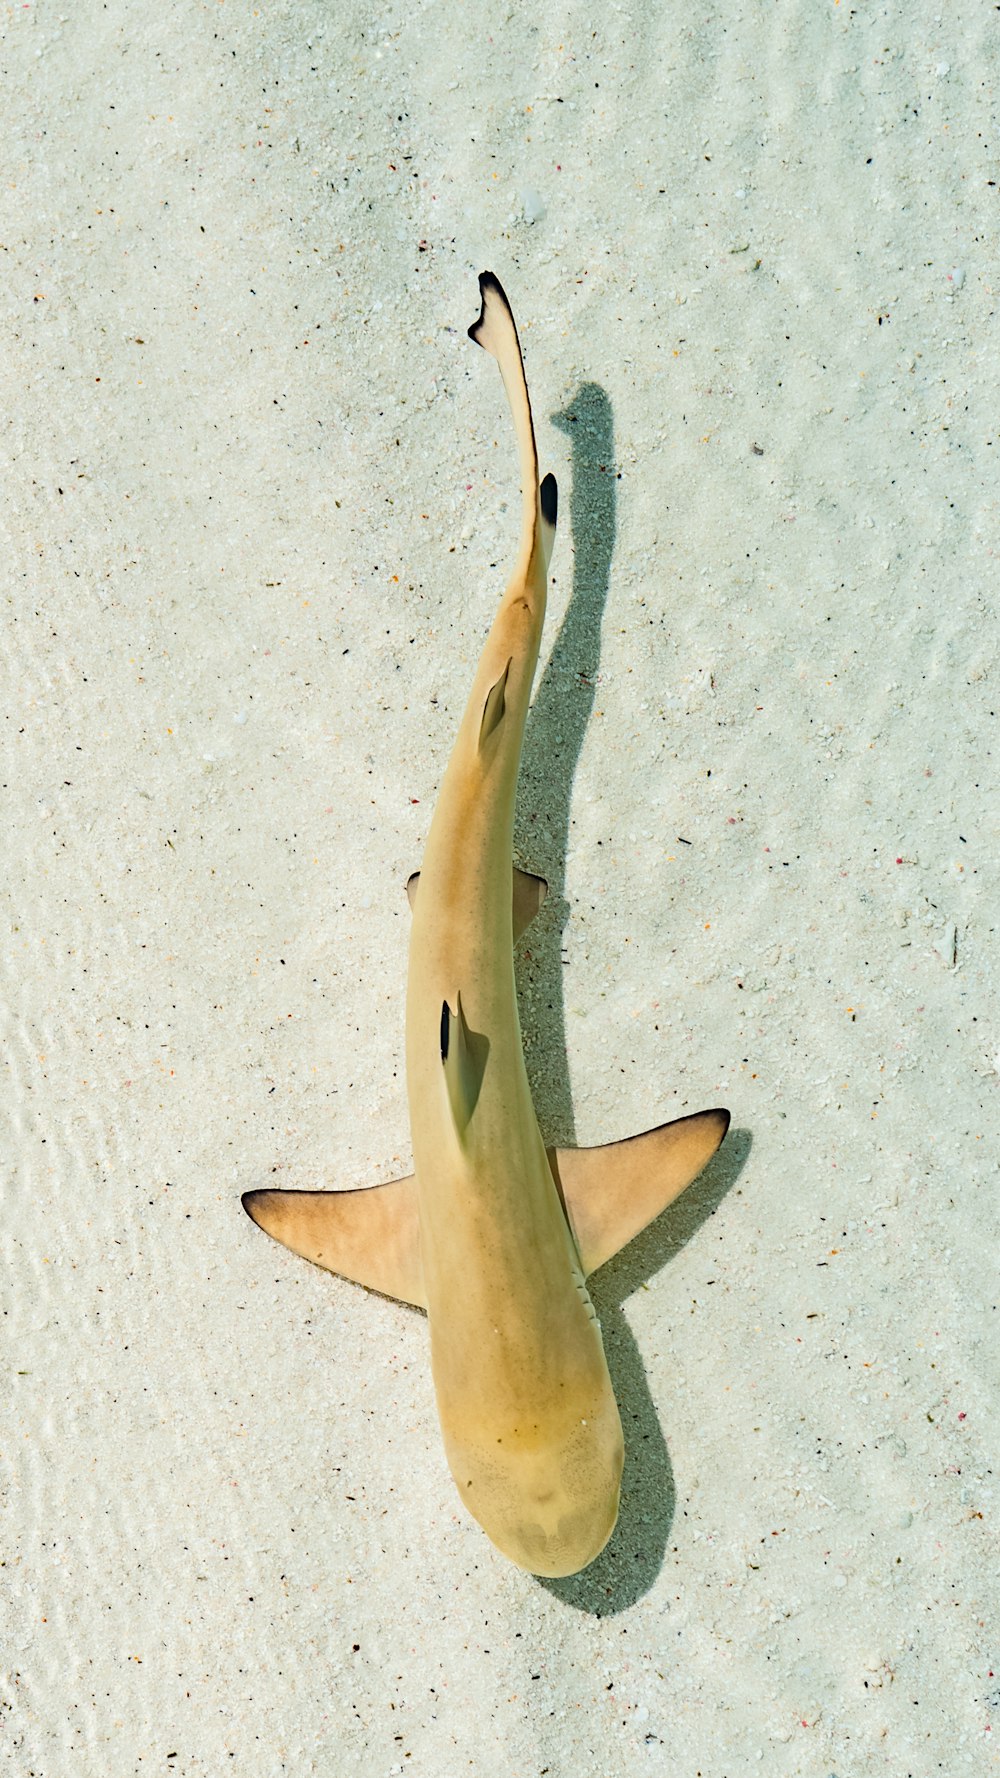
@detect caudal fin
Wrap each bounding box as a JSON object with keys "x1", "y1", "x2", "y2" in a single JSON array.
[{"x1": 469, "y1": 271, "x2": 555, "y2": 575}]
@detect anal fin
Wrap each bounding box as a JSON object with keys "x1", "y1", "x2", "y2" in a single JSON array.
[
  {"x1": 242, "y1": 1174, "x2": 425, "y2": 1308},
  {"x1": 548, "y1": 1107, "x2": 730, "y2": 1277}
]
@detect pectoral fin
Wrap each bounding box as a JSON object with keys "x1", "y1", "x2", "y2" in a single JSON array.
[
  {"x1": 242, "y1": 1108, "x2": 728, "y2": 1303},
  {"x1": 406, "y1": 865, "x2": 547, "y2": 939},
  {"x1": 242, "y1": 1175, "x2": 425, "y2": 1308},
  {"x1": 548, "y1": 1107, "x2": 730, "y2": 1276}
]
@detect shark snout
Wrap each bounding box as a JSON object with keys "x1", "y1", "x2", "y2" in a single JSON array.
[
  {"x1": 452, "y1": 1406, "x2": 624, "y2": 1578},
  {"x1": 491, "y1": 1480, "x2": 622, "y2": 1579}
]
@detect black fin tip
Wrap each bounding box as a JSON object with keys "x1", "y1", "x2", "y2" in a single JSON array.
[{"x1": 468, "y1": 270, "x2": 513, "y2": 343}]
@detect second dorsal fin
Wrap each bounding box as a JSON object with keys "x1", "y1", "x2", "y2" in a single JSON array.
[{"x1": 479, "y1": 657, "x2": 511, "y2": 749}]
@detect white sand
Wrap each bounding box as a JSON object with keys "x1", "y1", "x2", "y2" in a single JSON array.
[{"x1": 4, "y1": 2, "x2": 997, "y2": 1771}]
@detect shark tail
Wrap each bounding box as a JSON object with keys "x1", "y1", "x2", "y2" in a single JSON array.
[{"x1": 469, "y1": 271, "x2": 556, "y2": 576}]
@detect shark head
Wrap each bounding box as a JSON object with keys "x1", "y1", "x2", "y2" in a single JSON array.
[{"x1": 444, "y1": 1391, "x2": 625, "y2": 1577}]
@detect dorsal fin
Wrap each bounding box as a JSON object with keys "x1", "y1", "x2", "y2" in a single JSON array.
[{"x1": 440, "y1": 992, "x2": 489, "y2": 1135}]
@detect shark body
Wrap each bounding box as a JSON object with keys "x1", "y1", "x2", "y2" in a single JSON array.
[{"x1": 244, "y1": 273, "x2": 729, "y2": 1577}]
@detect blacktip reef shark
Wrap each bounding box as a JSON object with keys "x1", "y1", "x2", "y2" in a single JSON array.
[{"x1": 243, "y1": 272, "x2": 730, "y2": 1578}]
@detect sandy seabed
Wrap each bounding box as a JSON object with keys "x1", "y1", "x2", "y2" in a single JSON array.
[{"x1": 3, "y1": 2, "x2": 997, "y2": 1773}]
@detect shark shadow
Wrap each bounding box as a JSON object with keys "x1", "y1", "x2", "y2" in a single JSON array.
[
  {"x1": 517, "y1": 383, "x2": 745, "y2": 1612},
  {"x1": 517, "y1": 381, "x2": 617, "y2": 1148},
  {"x1": 540, "y1": 1127, "x2": 750, "y2": 1614}
]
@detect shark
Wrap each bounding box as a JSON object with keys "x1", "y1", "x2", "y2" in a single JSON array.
[{"x1": 243, "y1": 272, "x2": 730, "y2": 1577}]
